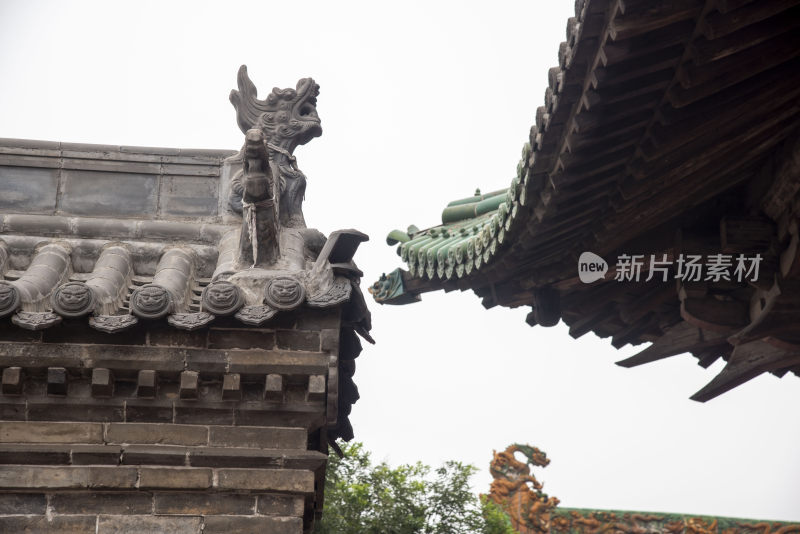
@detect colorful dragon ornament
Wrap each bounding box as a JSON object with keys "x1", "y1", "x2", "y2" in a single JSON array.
[
  {"x1": 485, "y1": 443, "x2": 560, "y2": 534},
  {"x1": 486, "y1": 445, "x2": 800, "y2": 534}
]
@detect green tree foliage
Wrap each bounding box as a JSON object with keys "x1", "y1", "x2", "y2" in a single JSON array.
[
  {"x1": 315, "y1": 442, "x2": 515, "y2": 534},
  {"x1": 480, "y1": 498, "x2": 517, "y2": 534}
]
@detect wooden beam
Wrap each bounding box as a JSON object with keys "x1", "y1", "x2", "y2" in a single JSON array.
[
  {"x1": 691, "y1": 340, "x2": 800, "y2": 402},
  {"x1": 609, "y1": 1, "x2": 702, "y2": 41},
  {"x1": 679, "y1": 32, "x2": 800, "y2": 90},
  {"x1": 761, "y1": 136, "x2": 800, "y2": 220},
  {"x1": 594, "y1": 49, "x2": 683, "y2": 87},
  {"x1": 618, "y1": 283, "x2": 676, "y2": 325},
  {"x1": 681, "y1": 296, "x2": 749, "y2": 331},
  {"x1": 690, "y1": 9, "x2": 800, "y2": 64},
  {"x1": 726, "y1": 280, "x2": 782, "y2": 345},
  {"x1": 644, "y1": 76, "x2": 800, "y2": 162},
  {"x1": 602, "y1": 20, "x2": 695, "y2": 65},
  {"x1": 630, "y1": 100, "x2": 800, "y2": 181},
  {"x1": 720, "y1": 216, "x2": 776, "y2": 253},
  {"x1": 668, "y1": 44, "x2": 800, "y2": 107},
  {"x1": 567, "y1": 302, "x2": 617, "y2": 339},
  {"x1": 764, "y1": 334, "x2": 800, "y2": 352},
  {"x1": 611, "y1": 313, "x2": 658, "y2": 348},
  {"x1": 701, "y1": 0, "x2": 799, "y2": 39},
  {"x1": 715, "y1": 0, "x2": 758, "y2": 15},
  {"x1": 616, "y1": 320, "x2": 727, "y2": 367},
  {"x1": 609, "y1": 119, "x2": 795, "y2": 251},
  {"x1": 696, "y1": 348, "x2": 727, "y2": 369},
  {"x1": 729, "y1": 279, "x2": 800, "y2": 344}
]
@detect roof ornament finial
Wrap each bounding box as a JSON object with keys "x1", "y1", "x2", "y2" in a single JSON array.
[
  {"x1": 228, "y1": 67, "x2": 325, "y2": 269},
  {"x1": 229, "y1": 66, "x2": 322, "y2": 230},
  {"x1": 484, "y1": 443, "x2": 558, "y2": 534}
]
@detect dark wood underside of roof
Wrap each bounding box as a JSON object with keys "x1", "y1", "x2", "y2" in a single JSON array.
[{"x1": 412, "y1": 0, "x2": 800, "y2": 399}]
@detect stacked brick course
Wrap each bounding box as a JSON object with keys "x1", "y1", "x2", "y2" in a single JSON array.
[
  {"x1": 0, "y1": 308, "x2": 347, "y2": 533},
  {"x1": 0, "y1": 139, "x2": 370, "y2": 533}
]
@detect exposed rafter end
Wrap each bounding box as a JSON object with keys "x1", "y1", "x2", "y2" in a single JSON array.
[
  {"x1": 616, "y1": 321, "x2": 726, "y2": 368},
  {"x1": 690, "y1": 340, "x2": 800, "y2": 402}
]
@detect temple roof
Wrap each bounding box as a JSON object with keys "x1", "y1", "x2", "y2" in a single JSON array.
[
  {"x1": 0, "y1": 137, "x2": 369, "y2": 334},
  {"x1": 0, "y1": 70, "x2": 375, "y2": 450},
  {"x1": 0, "y1": 134, "x2": 371, "y2": 444},
  {"x1": 372, "y1": 0, "x2": 800, "y2": 400}
]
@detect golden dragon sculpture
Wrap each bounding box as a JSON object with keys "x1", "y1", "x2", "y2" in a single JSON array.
[
  {"x1": 485, "y1": 443, "x2": 560, "y2": 533},
  {"x1": 486, "y1": 444, "x2": 800, "y2": 534}
]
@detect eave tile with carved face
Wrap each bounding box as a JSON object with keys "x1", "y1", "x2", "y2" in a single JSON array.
[
  {"x1": 130, "y1": 284, "x2": 172, "y2": 320},
  {"x1": 264, "y1": 275, "x2": 305, "y2": 310},
  {"x1": 51, "y1": 282, "x2": 96, "y2": 317},
  {"x1": 202, "y1": 281, "x2": 244, "y2": 316}
]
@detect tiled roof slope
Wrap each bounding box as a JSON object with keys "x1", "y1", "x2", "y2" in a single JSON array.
[
  {"x1": 373, "y1": 0, "x2": 800, "y2": 401},
  {"x1": 389, "y1": 186, "x2": 515, "y2": 281},
  {"x1": 0, "y1": 138, "x2": 370, "y2": 329},
  {"x1": 375, "y1": 0, "x2": 607, "y2": 290},
  {"x1": 0, "y1": 139, "x2": 238, "y2": 321}
]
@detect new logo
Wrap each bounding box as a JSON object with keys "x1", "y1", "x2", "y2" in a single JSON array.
[{"x1": 578, "y1": 252, "x2": 608, "y2": 283}]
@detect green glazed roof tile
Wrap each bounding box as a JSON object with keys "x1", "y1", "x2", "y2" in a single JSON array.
[
  {"x1": 380, "y1": 137, "x2": 535, "y2": 296},
  {"x1": 386, "y1": 229, "x2": 411, "y2": 246},
  {"x1": 446, "y1": 188, "x2": 507, "y2": 207},
  {"x1": 387, "y1": 183, "x2": 520, "y2": 285}
]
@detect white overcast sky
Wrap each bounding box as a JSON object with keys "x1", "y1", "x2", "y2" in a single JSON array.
[{"x1": 1, "y1": 0, "x2": 799, "y2": 522}]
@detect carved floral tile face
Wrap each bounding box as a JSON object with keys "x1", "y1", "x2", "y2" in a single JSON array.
[
  {"x1": 264, "y1": 276, "x2": 305, "y2": 310},
  {"x1": 89, "y1": 314, "x2": 138, "y2": 334},
  {"x1": 52, "y1": 282, "x2": 94, "y2": 316},
  {"x1": 12, "y1": 311, "x2": 61, "y2": 331},
  {"x1": 167, "y1": 312, "x2": 214, "y2": 331},
  {"x1": 131, "y1": 284, "x2": 171, "y2": 318},
  {"x1": 235, "y1": 305, "x2": 278, "y2": 326}
]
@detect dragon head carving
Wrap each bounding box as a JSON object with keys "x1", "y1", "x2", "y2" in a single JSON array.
[
  {"x1": 490, "y1": 443, "x2": 550, "y2": 482},
  {"x1": 230, "y1": 66, "x2": 322, "y2": 151},
  {"x1": 228, "y1": 66, "x2": 321, "y2": 228}
]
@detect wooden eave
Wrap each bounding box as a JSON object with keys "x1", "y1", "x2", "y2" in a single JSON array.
[{"x1": 378, "y1": 0, "x2": 800, "y2": 400}]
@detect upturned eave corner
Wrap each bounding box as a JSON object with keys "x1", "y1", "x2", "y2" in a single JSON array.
[
  {"x1": 369, "y1": 140, "x2": 532, "y2": 305},
  {"x1": 366, "y1": 0, "x2": 800, "y2": 402}
]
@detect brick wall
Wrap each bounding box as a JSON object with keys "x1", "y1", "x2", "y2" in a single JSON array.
[{"x1": 0, "y1": 308, "x2": 341, "y2": 533}]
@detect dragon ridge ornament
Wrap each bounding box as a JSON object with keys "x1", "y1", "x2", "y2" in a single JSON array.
[
  {"x1": 485, "y1": 444, "x2": 560, "y2": 534},
  {"x1": 229, "y1": 66, "x2": 321, "y2": 231},
  {"x1": 224, "y1": 67, "x2": 369, "y2": 325}
]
